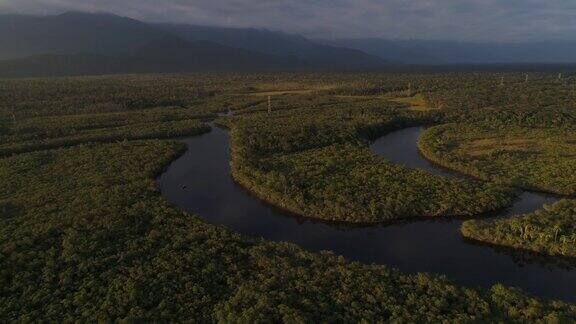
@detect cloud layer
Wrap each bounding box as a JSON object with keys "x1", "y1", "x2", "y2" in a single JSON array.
[{"x1": 1, "y1": 0, "x2": 575, "y2": 41}]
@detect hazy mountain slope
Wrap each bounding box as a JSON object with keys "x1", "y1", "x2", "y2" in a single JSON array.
[
  {"x1": 158, "y1": 24, "x2": 387, "y2": 69},
  {"x1": 321, "y1": 39, "x2": 576, "y2": 64},
  {"x1": 135, "y1": 36, "x2": 305, "y2": 71},
  {"x1": 0, "y1": 36, "x2": 306, "y2": 77},
  {"x1": 0, "y1": 12, "x2": 385, "y2": 70},
  {"x1": 0, "y1": 12, "x2": 167, "y2": 60}
]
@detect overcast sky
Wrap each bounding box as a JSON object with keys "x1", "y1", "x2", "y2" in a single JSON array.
[{"x1": 1, "y1": 0, "x2": 575, "y2": 42}]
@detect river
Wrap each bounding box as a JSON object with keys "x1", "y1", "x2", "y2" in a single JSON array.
[{"x1": 157, "y1": 125, "x2": 576, "y2": 301}]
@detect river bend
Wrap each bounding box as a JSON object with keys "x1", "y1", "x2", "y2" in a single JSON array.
[{"x1": 157, "y1": 125, "x2": 576, "y2": 301}]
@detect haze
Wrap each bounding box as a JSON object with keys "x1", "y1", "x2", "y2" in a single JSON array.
[{"x1": 1, "y1": 0, "x2": 576, "y2": 42}]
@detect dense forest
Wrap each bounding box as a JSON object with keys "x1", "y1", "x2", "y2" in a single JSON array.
[
  {"x1": 224, "y1": 98, "x2": 516, "y2": 223},
  {"x1": 462, "y1": 199, "x2": 576, "y2": 258},
  {"x1": 1, "y1": 73, "x2": 576, "y2": 321}
]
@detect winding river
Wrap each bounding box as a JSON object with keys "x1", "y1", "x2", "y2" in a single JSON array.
[{"x1": 157, "y1": 125, "x2": 576, "y2": 301}]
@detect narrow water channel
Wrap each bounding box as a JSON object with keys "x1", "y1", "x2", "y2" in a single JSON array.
[{"x1": 157, "y1": 125, "x2": 576, "y2": 301}]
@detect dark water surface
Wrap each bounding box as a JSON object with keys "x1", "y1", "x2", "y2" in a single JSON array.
[{"x1": 157, "y1": 126, "x2": 576, "y2": 301}]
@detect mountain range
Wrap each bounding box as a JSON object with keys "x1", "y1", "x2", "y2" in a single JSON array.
[
  {"x1": 157, "y1": 23, "x2": 384, "y2": 69},
  {"x1": 0, "y1": 12, "x2": 385, "y2": 76},
  {"x1": 0, "y1": 11, "x2": 575, "y2": 77}
]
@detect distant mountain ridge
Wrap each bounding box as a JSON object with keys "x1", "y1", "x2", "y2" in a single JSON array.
[
  {"x1": 0, "y1": 12, "x2": 386, "y2": 76},
  {"x1": 320, "y1": 38, "x2": 576, "y2": 64},
  {"x1": 0, "y1": 12, "x2": 166, "y2": 59},
  {"x1": 158, "y1": 23, "x2": 385, "y2": 69},
  {"x1": 135, "y1": 36, "x2": 305, "y2": 71}
]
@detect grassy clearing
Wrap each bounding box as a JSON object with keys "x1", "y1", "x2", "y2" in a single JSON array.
[
  {"x1": 389, "y1": 94, "x2": 432, "y2": 111},
  {"x1": 236, "y1": 83, "x2": 338, "y2": 96},
  {"x1": 418, "y1": 123, "x2": 576, "y2": 195},
  {"x1": 461, "y1": 138, "x2": 543, "y2": 157},
  {"x1": 244, "y1": 89, "x2": 324, "y2": 96}
]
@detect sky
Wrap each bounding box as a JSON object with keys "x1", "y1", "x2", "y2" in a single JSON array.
[{"x1": 0, "y1": 0, "x2": 575, "y2": 42}]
